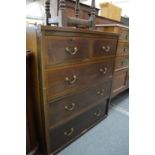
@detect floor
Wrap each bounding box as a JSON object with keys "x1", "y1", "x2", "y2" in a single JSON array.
[
  {"x1": 36, "y1": 90, "x2": 129, "y2": 155},
  {"x1": 58, "y1": 90, "x2": 129, "y2": 155}
]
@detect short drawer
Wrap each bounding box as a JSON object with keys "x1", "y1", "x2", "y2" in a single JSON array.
[
  {"x1": 119, "y1": 28, "x2": 129, "y2": 41},
  {"x1": 46, "y1": 59, "x2": 114, "y2": 100},
  {"x1": 45, "y1": 36, "x2": 90, "y2": 65},
  {"x1": 92, "y1": 38, "x2": 118, "y2": 57},
  {"x1": 117, "y1": 42, "x2": 129, "y2": 56},
  {"x1": 112, "y1": 69, "x2": 129, "y2": 97},
  {"x1": 48, "y1": 80, "x2": 112, "y2": 128},
  {"x1": 115, "y1": 57, "x2": 129, "y2": 70},
  {"x1": 49, "y1": 100, "x2": 108, "y2": 154}
]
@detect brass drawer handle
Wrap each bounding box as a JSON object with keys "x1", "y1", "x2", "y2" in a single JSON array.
[
  {"x1": 65, "y1": 103, "x2": 76, "y2": 111},
  {"x1": 65, "y1": 47, "x2": 78, "y2": 55},
  {"x1": 64, "y1": 128, "x2": 74, "y2": 137},
  {"x1": 99, "y1": 67, "x2": 108, "y2": 74},
  {"x1": 97, "y1": 89, "x2": 105, "y2": 96},
  {"x1": 65, "y1": 75, "x2": 77, "y2": 84},
  {"x1": 102, "y1": 45, "x2": 111, "y2": 52},
  {"x1": 94, "y1": 110, "x2": 102, "y2": 117}
]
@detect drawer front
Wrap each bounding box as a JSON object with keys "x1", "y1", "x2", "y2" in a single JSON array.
[
  {"x1": 45, "y1": 36, "x2": 90, "y2": 65},
  {"x1": 48, "y1": 80, "x2": 112, "y2": 127},
  {"x1": 46, "y1": 59, "x2": 114, "y2": 100},
  {"x1": 119, "y1": 29, "x2": 129, "y2": 41},
  {"x1": 93, "y1": 38, "x2": 118, "y2": 57},
  {"x1": 112, "y1": 69, "x2": 129, "y2": 97},
  {"x1": 117, "y1": 42, "x2": 129, "y2": 56},
  {"x1": 49, "y1": 100, "x2": 107, "y2": 153},
  {"x1": 115, "y1": 57, "x2": 129, "y2": 70}
]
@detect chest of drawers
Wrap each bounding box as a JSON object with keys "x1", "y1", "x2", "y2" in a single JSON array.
[
  {"x1": 26, "y1": 25, "x2": 118, "y2": 155},
  {"x1": 96, "y1": 24, "x2": 129, "y2": 98}
]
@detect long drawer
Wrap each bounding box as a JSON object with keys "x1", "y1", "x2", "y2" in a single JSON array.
[
  {"x1": 46, "y1": 59, "x2": 114, "y2": 100},
  {"x1": 93, "y1": 38, "x2": 118, "y2": 57},
  {"x1": 49, "y1": 100, "x2": 108, "y2": 154},
  {"x1": 48, "y1": 80, "x2": 112, "y2": 128},
  {"x1": 45, "y1": 36, "x2": 90, "y2": 65}
]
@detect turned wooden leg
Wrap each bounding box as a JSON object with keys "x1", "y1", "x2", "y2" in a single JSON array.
[
  {"x1": 75, "y1": 0, "x2": 80, "y2": 18},
  {"x1": 45, "y1": 0, "x2": 51, "y2": 25},
  {"x1": 89, "y1": 0, "x2": 96, "y2": 29}
]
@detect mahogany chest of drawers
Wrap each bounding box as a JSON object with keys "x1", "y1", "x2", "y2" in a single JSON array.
[
  {"x1": 26, "y1": 25, "x2": 119, "y2": 155},
  {"x1": 96, "y1": 24, "x2": 129, "y2": 97}
]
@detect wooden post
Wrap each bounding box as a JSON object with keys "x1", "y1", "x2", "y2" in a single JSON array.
[
  {"x1": 90, "y1": 0, "x2": 96, "y2": 29},
  {"x1": 45, "y1": 0, "x2": 51, "y2": 25},
  {"x1": 75, "y1": 0, "x2": 80, "y2": 18}
]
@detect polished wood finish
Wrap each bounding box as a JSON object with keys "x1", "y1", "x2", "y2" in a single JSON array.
[
  {"x1": 96, "y1": 24, "x2": 129, "y2": 98},
  {"x1": 26, "y1": 25, "x2": 119, "y2": 155},
  {"x1": 46, "y1": 59, "x2": 114, "y2": 100},
  {"x1": 93, "y1": 38, "x2": 118, "y2": 57},
  {"x1": 45, "y1": 36, "x2": 90, "y2": 65},
  {"x1": 49, "y1": 100, "x2": 108, "y2": 154},
  {"x1": 48, "y1": 81, "x2": 112, "y2": 128}
]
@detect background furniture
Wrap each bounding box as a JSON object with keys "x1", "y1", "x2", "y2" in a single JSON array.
[
  {"x1": 96, "y1": 15, "x2": 120, "y2": 25},
  {"x1": 26, "y1": 0, "x2": 122, "y2": 26},
  {"x1": 26, "y1": 25, "x2": 119, "y2": 155},
  {"x1": 63, "y1": 0, "x2": 99, "y2": 19},
  {"x1": 46, "y1": 0, "x2": 99, "y2": 19},
  {"x1": 96, "y1": 24, "x2": 129, "y2": 98},
  {"x1": 121, "y1": 16, "x2": 129, "y2": 26},
  {"x1": 26, "y1": 51, "x2": 38, "y2": 155},
  {"x1": 65, "y1": 0, "x2": 121, "y2": 25},
  {"x1": 45, "y1": 0, "x2": 96, "y2": 28},
  {"x1": 99, "y1": 2, "x2": 122, "y2": 21}
]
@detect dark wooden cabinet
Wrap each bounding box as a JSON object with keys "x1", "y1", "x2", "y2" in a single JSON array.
[
  {"x1": 26, "y1": 26, "x2": 118, "y2": 155},
  {"x1": 96, "y1": 24, "x2": 129, "y2": 98}
]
